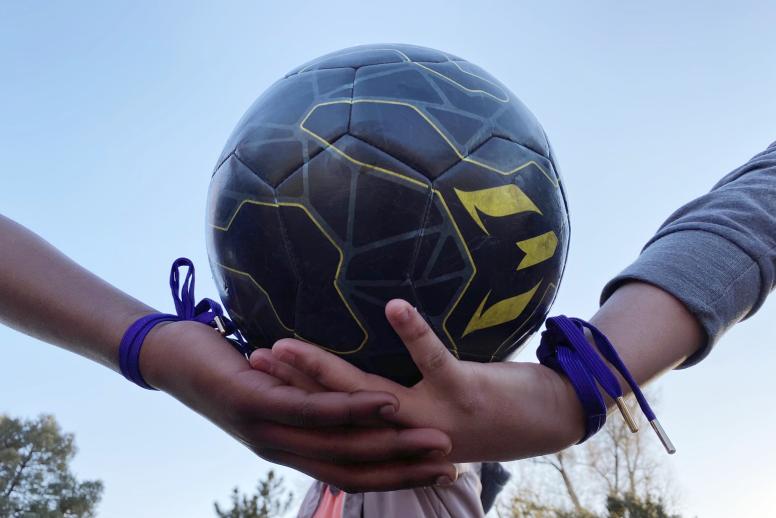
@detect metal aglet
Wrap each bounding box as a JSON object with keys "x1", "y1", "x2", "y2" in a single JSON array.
[
  {"x1": 650, "y1": 419, "x2": 676, "y2": 454},
  {"x1": 214, "y1": 315, "x2": 227, "y2": 336},
  {"x1": 615, "y1": 397, "x2": 639, "y2": 433}
]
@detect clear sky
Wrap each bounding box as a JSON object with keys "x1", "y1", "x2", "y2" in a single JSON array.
[{"x1": 1, "y1": 1, "x2": 774, "y2": 516}]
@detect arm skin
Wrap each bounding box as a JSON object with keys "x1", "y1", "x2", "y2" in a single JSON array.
[
  {"x1": 0, "y1": 214, "x2": 458, "y2": 492},
  {"x1": 255, "y1": 284, "x2": 703, "y2": 463}
]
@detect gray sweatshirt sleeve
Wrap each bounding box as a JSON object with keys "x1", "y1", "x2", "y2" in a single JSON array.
[{"x1": 600, "y1": 141, "x2": 776, "y2": 366}]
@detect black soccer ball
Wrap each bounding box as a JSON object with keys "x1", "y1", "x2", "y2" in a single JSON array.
[{"x1": 206, "y1": 44, "x2": 569, "y2": 386}]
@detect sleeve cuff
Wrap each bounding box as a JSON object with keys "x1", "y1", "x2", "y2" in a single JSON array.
[{"x1": 600, "y1": 230, "x2": 761, "y2": 367}]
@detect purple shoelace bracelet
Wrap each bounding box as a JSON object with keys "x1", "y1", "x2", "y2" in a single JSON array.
[
  {"x1": 537, "y1": 315, "x2": 675, "y2": 454},
  {"x1": 118, "y1": 257, "x2": 249, "y2": 390}
]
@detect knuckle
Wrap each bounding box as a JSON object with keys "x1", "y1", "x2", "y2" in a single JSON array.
[
  {"x1": 259, "y1": 359, "x2": 276, "y2": 377},
  {"x1": 407, "y1": 318, "x2": 432, "y2": 342},
  {"x1": 425, "y1": 344, "x2": 449, "y2": 372},
  {"x1": 454, "y1": 366, "x2": 481, "y2": 415},
  {"x1": 458, "y1": 392, "x2": 479, "y2": 416},
  {"x1": 339, "y1": 379, "x2": 361, "y2": 393},
  {"x1": 274, "y1": 338, "x2": 293, "y2": 347},
  {"x1": 304, "y1": 357, "x2": 324, "y2": 383}
]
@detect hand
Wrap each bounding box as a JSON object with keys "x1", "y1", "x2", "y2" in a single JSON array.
[
  {"x1": 251, "y1": 300, "x2": 586, "y2": 463},
  {"x1": 139, "y1": 319, "x2": 457, "y2": 492}
]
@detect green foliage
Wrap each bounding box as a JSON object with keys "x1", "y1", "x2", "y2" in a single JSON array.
[
  {"x1": 0, "y1": 414, "x2": 103, "y2": 518},
  {"x1": 503, "y1": 501, "x2": 596, "y2": 518},
  {"x1": 214, "y1": 470, "x2": 293, "y2": 518},
  {"x1": 606, "y1": 493, "x2": 680, "y2": 518}
]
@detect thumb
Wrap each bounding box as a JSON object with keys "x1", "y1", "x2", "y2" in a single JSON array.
[{"x1": 385, "y1": 299, "x2": 458, "y2": 385}]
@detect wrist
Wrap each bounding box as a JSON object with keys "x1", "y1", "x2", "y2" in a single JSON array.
[
  {"x1": 137, "y1": 320, "x2": 175, "y2": 390},
  {"x1": 138, "y1": 319, "x2": 250, "y2": 396},
  {"x1": 590, "y1": 282, "x2": 704, "y2": 389},
  {"x1": 467, "y1": 362, "x2": 585, "y2": 461},
  {"x1": 536, "y1": 363, "x2": 586, "y2": 447}
]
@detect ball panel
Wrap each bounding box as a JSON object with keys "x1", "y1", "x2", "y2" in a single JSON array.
[
  {"x1": 463, "y1": 136, "x2": 554, "y2": 177},
  {"x1": 349, "y1": 100, "x2": 461, "y2": 179},
  {"x1": 425, "y1": 106, "x2": 491, "y2": 156},
  {"x1": 279, "y1": 136, "x2": 353, "y2": 243},
  {"x1": 347, "y1": 235, "x2": 418, "y2": 282},
  {"x1": 215, "y1": 68, "x2": 355, "y2": 186},
  {"x1": 411, "y1": 61, "x2": 511, "y2": 103},
  {"x1": 491, "y1": 98, "x2": 550, "y2": 158},
  {"x1": 350, "y1": 169, "x2": 429, "y2": 247},
  {"x1": 207, "y1": 154, "x2": 257, "y2": 229},
  {"x1": 354, "y1": 63, "x2": 445, "y2": 104},
  {"x1": 428, "y1": 236, "x2": 467, "y2": 278},
  {"x1": 279, "y1": 204, "x2": 367, "y2": 353},
  {"x1": 206, "y1": 157, "x2": 299, "y2": 345},
  {"x1": 428, "y1": 74, "x2": 502, "y2": 121},
  {"x1": 285, "y1": 43, "x2": 460, "y2": 77},
  {"x1": 293, "y1": 48, "x2": 403, "y2": 75},
  {"x1": 276, "y1": 134, "x2": 432, "y2": 244}
]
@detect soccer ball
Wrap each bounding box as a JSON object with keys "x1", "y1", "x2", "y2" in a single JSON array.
[{"x1": 206, "y1": 44, "x2": 569, "y2": 386}]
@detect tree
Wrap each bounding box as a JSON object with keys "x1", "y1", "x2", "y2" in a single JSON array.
[
  {"x1": 214, "y1": 469, "x2": 294, "y2": 518},
  {"x1": 606, "y1": 493, "x2": 680, "y2": 518},
  {"x1": 499, "y1": 394, "x2": 681, "y2": 518},
  {"x1": 0, "y1": 414, "x2": 103, "y2": 518}
]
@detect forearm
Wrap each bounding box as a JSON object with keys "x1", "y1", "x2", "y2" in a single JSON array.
[
  {"x1": 0, "y1": 214, "x2": 153, "y2": 370},
  {"x1": 460, "y1": 360, "x2": 584, "y2": 461},
  {"x1": 467, "y1": 282, "x2": 703, "y2": 462},
  {"x1": 591, "y1": 281, "x2": 703, "y2": 388}
]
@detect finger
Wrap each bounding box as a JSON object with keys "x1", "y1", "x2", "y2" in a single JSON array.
[
  {"x1": 272, "y1": 338, "x2": 403, "y2": 395},
  {"x1": 385, "y1": 299, "x2": 458, "y2": 385},
  {"x1": 266, "y1": 387, "x2": 400, "y2": 427},
  {"x1": 251, "y1": 352, "x2": 404, "y2": 427},
  {"x1": 230, "y1": 370, "x2": 399, "y2": 428},
  {"x1": 258, "y1": 449, "x2": 458, "y2": 493},
  {"x1": 252, "y1": 422, "x2": 453, "y2": 463},
  {"x1": 250, "y1": 348, "x2": 325, "y2": 393}
]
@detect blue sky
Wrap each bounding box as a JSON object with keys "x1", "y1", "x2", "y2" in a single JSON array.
[{"x1": 1, "y1": 1, "x2": 775, "y2": 516}]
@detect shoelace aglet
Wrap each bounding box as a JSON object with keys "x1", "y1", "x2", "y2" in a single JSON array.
[
  {"x1": 615, "y1": 397, "x2": 639, "y2": 433},
  {"x1": 649, "y1": 419, "x2": 676, "y2": 454},
  {"x1": 214, "y1": 315, "x2": 227, "y2": 336}
]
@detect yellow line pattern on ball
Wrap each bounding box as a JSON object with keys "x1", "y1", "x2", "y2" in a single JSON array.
[
  {"x1": 302, "y1": 99, "x2": 557, "y2": 186},
  {"x1": 296, "y1": 47, "x2": 510, "y2": 103},
  {"x1": 212, "y1": 199, "x2": 368, "y2": 355}
]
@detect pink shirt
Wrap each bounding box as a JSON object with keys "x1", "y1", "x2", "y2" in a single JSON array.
[
  {"x1": 301, "y1": 464, "x2": 484, "y2": 518},
  {"x1": 311, "y1": 486, "x2": 346, "y2": 518}
]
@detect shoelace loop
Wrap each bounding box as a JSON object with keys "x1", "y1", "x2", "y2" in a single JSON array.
[{"x1": 537, "y1": 315, "x2": 675, "y2": 454}]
